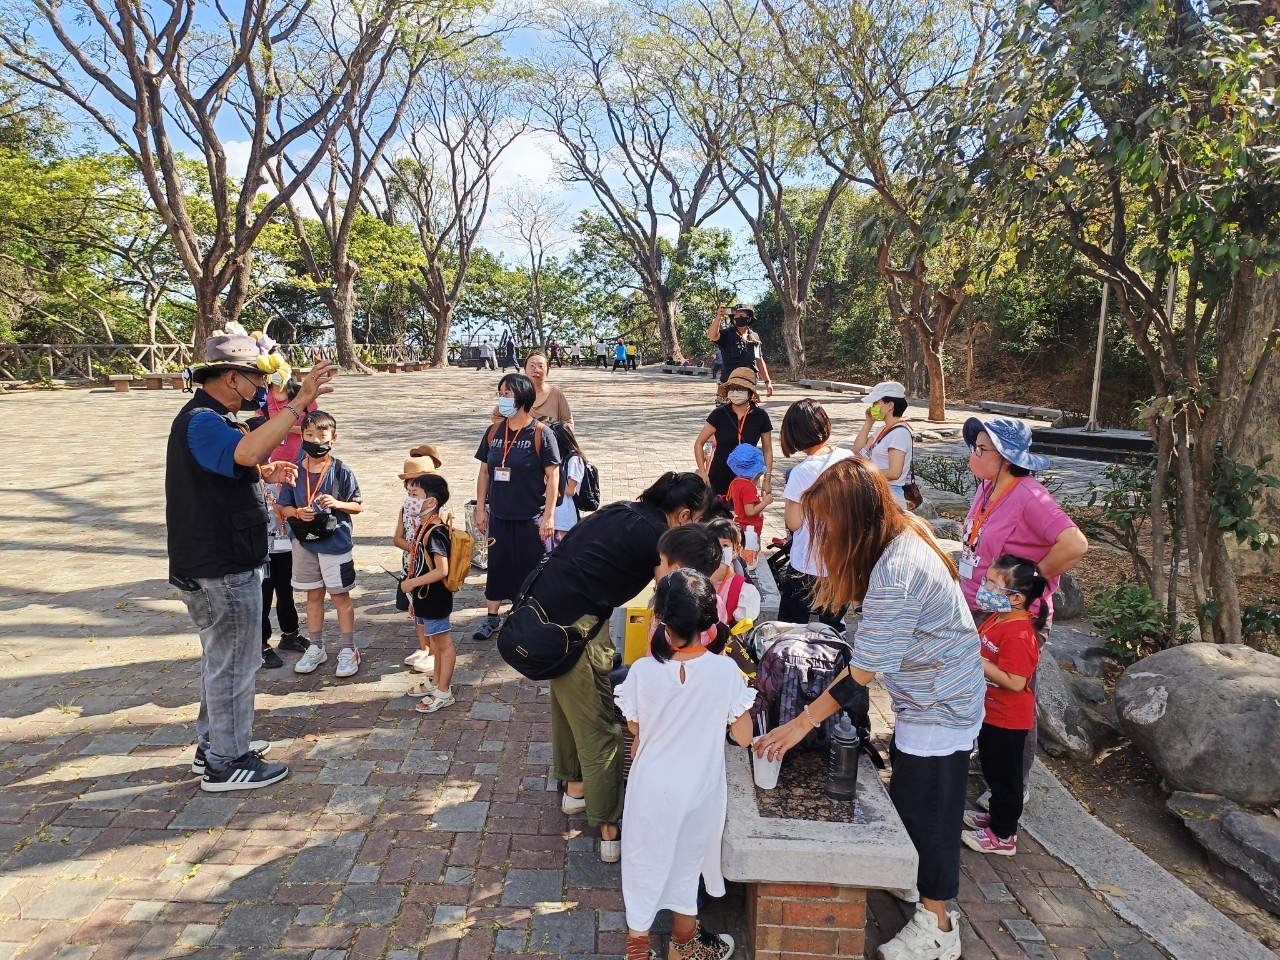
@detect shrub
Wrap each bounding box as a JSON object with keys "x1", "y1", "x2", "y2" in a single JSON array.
[{"x1": 1088, "y1": 583, "x2": 1192, "y2": 663}]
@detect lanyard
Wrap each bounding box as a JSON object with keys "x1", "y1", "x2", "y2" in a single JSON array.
[
  {"x1": 303, "y1": 458, "x2": 333, "y2": 506},
  {"x1": 500, "y1": 418, "x2": 529, "y2": 468},
  {"x1": 965, "y1": 477, "x2": 1022, "y2": 551},
  {"x1": 407, "y1": 512, "x2": 440, "y2": 577},
  {"x1": 730, "y1": 406, "x2": 750, "y2": 445},
  {"x1": 978, "y1": 611, "x2": 1030, "y2": 640},
  {"x1": 264, "y1": 486, "x2": 286, "y2": 531}
]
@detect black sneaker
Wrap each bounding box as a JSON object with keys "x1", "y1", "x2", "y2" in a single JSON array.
[
  {"x1": 262, "y1": 646, "x2": 284, "y2": 669},
  {"x1": 277, "y1": 632, "x2": 308, "y2": 653},
  {"x1": 192, "y1": 740, "x2": 270, "y2": 775},
  {"x1": 200, "y1": 751, "x2": 289, "y2": 793},
  {"x1": 472, "y1": 615, "x2": 501, "y2": 642}
]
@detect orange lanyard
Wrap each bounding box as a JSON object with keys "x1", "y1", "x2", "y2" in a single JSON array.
[
  {"x1": 966, "y1": 477, "x2": 1021, "y2": 551},
  {"x1": 302, "y1": 458, "x2": 332, "y2": 506},
  {"x1": 978, "y1": 611, "x2": 1030, "y2": 640},
  {"x1": 407, "y1": 512, "x2": 440, "y2": 576},
  {"x1": 731, "y1": 407, "x2": 750, "y2": 445},
  {"x1": 500, "y1": 418, "x2": 529, "y2": 468},
  {"x1": 264, "y1": 486, "x2": 286, "y2": 531}
]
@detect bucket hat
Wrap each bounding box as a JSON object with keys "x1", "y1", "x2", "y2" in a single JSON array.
[
  {"x1": 963, "y1": 416, "x2": 1050, "y2": 472},
  {"x1": 190, "y1": 334, "x2": 264, "y2": 382},
  {"x1": 408, "y1": 444, "x2": 443, "y2": 470},
  {"x1": 863, "y1": 380, "x2": 906, "y2": 405},
  {"x1": 717, "y1": 367, "x2": 760, "y2": 402},
  {"x1": 726, "y1": 442, "x2": 766, "y2": 479}
]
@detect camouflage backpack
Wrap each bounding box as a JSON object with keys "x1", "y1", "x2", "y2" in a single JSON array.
[{"x1": 749, "y1": 622, "x2": 864, "y2": 753}]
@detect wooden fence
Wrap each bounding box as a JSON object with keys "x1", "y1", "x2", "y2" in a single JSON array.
[{"x1": 0, "y1": 342, "x2": 427, "y2": 383}]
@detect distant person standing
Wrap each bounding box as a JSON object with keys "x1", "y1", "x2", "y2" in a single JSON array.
[
  {"x1": 569, "y1": 343, "x2": 582, "y2": 365},
  {"x1": 501, "y1": 338, "x2": 517, "y2": 371},
  {"x1": 596, "y1": 340, "x2": 608, "y2": 369},
  {"x1": 549, "y1": 340, "x2": 563, "y2": 367},
  {"x1": 613, "y1": 339, "x2": 628, "y2": 372},
  {"x1": 708, "y1": 304, "x2": 773, "y2": 397},
  {"x1": 626, "y1": 341, "x2": 638, "y2": 370},
  {"x1": 477, "y1": 340, "x2": 496, "y2": 371},
  {"x1": 710, "y1": 347, "x2": 723, "y2": 380}
]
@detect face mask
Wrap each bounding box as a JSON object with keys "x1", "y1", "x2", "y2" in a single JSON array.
[
  {"x1": 302, "y1": 440, "x2": 332, "y2": 458},
  {"x1": 727, "y1": 389, "x2": 749, "y2": 404},
  {"x1": 733, "y1": 317, "x2": 750, "y2": 328},
  {"x1": 975, "y1": 583, "x2": 1014, "y2": 613},
  {"x1": 722, "y1": 546, "x2": 735, "y2": 565},
  {"x1": 497, "y1": 397, "x2": 518, "y2": 418},
  {"x1": 234, "y1": 374, "x2": 267, "y2": 410},
  {"x1": 869, "y1": 403, "x2": 886, "y2": 422},
  {"x1": 403, "y1": 496, "x2": 424, "y2": 519}
]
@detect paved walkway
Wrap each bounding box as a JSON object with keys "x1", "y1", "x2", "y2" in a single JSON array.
[{"x1": 0, "y1": 367, "x2": 1170, "y2": 960}]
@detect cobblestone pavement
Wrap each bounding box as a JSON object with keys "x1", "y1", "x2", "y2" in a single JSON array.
[{"x1": 0, "y1": 367, "x2": 1163, "y2": 960}]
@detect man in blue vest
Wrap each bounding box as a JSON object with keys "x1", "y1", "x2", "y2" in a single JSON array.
[{"x1": 167, "y1": 333, "x2": 335, "y2": 792}]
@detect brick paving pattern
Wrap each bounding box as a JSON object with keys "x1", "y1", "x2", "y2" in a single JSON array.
[{"x1": 0, "y1": 367, "x2": 1163, "y2": 959}]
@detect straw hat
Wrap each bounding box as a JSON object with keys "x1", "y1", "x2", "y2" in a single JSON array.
[
  {"x1": 399, "y1": 455, "x2": 439, "y2": 481},
  {"x1": 717, "y1": 367, "x2": 760, "y2": 402}
]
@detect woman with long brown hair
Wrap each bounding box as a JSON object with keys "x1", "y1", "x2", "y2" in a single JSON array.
[{"x1": 755, "y1": 457, "x2": 984, "y2": 960}]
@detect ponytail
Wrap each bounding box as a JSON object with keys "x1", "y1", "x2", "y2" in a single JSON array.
[{"x1": 706, "y1": 622, "x2": 730, "y2": 656}]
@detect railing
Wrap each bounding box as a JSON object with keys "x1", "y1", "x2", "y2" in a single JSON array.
[{"x1": 0, "y1": 342, "x2": 428, "y2": 382}]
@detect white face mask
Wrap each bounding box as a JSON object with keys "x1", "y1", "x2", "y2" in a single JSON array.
[
  {"x1": 722, "y1": 546, "x2": 735, "y2": 565},
  {"x1": 404, "y1": 496, "x2": 424, "y2": 519},
  {"x1": 727, "y1": 389, "x2": 749, "y2": 404}
]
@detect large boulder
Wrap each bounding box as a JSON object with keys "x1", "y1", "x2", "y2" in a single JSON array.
[
  {"x1": 929, "y1": 518, "x2": 963, "y2": 541},
  {"x1": 1033, "y1": 651, "x2": 1097, "y2": 760},
  {"x1": 1166, "y1": 792, "x2": 1280, "y2": 913},
  {"x1": 1115, "y1": 644, "x2": 1280, "y2": 805},
  {"x1": 1051, "y1": 573, "x2": 1086, "y2": 621}
]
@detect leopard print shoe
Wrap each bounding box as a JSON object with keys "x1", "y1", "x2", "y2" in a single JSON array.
[{"x1": 669, "y1": 922, "x2": 734, "y2": 960}]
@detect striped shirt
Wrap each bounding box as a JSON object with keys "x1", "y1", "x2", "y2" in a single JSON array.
[{"x1": 849, "y1": 531, "x2": 986, "y2": 730}]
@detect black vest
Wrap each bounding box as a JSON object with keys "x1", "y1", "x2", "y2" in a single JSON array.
[{"x1": 166, "y1": 391, "x2": 269, "y2": 579}]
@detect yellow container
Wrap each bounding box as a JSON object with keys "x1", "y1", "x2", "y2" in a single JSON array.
[{"x1": 622, "y1": 606, "x2": 654, "y2": 665}]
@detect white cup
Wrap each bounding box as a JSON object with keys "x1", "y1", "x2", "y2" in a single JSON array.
[{"x1": 751, "y1": 736, "x2": 782, "y2": 790}]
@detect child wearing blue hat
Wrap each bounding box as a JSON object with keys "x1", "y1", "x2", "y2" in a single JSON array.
[{"x1": 724, "y1": 443, "x2": 771, "y2": 568}]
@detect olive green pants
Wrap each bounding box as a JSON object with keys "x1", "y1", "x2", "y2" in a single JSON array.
[{"x1": 549, "y1": 616, "x2": 623, "y2": 827}]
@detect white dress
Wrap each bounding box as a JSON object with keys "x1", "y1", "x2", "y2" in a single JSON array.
[{"x1": 615, "y1": 653, "x2": 756, "y2": 931}]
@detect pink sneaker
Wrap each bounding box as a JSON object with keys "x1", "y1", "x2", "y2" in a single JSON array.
[
  {"x1": 963, "y1": 810, "x2": 991, "y2": 830},
  {"x1": 962, "y1": 826, "x2": 1017, "y2": 856}
]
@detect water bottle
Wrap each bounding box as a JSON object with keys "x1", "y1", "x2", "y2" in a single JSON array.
[{"x1": 825, "y1": 712, "x2": 860, "y2": 801}]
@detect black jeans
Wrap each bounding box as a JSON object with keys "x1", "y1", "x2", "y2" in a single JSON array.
[
  {"x1": 776, "y1": 569, "x2": 848, "y2": 634},
  {"x1": 889, "y1": 737, "x2": 969, "y2": 902},
  {"x1": 978, "y1": 723, "x2": 1028, "y2": 839},
  {"x1": 262, "y1": 550, "x2": 299, "y2": 643}
]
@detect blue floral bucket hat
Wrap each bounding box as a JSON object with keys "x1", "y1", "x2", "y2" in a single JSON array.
[
  {"x1": 963, "y1": 417, "x2": 1051, "y2": 472},
  {"x1": 726, "y1": 442, "x2": 766, "y2": 479}
]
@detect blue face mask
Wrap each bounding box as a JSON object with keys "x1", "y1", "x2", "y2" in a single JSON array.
[
  {"x1": 975, "y1": 583, "x2": 1014, "y2": 613},
  {"x1": 497, "y1": 396, "x2": 518, "y2": 418}
]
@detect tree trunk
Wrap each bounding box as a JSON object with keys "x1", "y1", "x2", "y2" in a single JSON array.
[
  {"x1": 329, "y1": 263, "x2": 373, "y2": 374},
  {"x1": 193, "y1": 285, "x2": 225, "y2": 348},
  {"x1": 431, "y1": 301, "x2": 453, "y2": 368},
  {"x1": 656, "y1": 292, "x2": 683, "y2": 363},
  {"x1": 781, "y1": 297, "x2": 807, "y2": 379},
  {"x1": 920, "y1": 333, "x2": 947, "y2": 422},
  {"x1": 898, "y1": 323, "x2": 928, "y2": 398}
]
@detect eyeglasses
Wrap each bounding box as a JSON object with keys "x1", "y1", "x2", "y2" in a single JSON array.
[
  {"x1": 968, "y1": 443, "x2": 994, "y2": 457},
  {"x1": 980, "y1": 578, "x2": 1019, "y2": 595}
]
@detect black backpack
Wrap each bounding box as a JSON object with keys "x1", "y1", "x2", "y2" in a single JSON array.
[{"x1": 573, "y1": 461, "x2": 601, "y2": 512}]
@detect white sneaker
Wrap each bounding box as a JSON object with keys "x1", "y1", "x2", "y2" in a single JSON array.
[
  {"x1": 404, "y1": 650, "x2": 429, "y2": 667},
  {"x1": 335, "y1": 648, "x2": 360, "y2": 678},
  {"x1": 294, "y1": 645, "x2": 328, "y2": 674},
  {"x1": 599, "y1": 839, "x2": 621, "y2": 863},
  {"x1": 562, "y1": 793, "x2": 587, "y2": 815},
  {"x1": 411, "y1": 655, "x2": 435, "y2": 675},
  {"x1": 877, "y1": 905, "x2": 961, "y2": 960}
]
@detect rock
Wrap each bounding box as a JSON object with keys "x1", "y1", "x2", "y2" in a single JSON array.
[
  {"x1": 913, "y1": 498, "x2": 938, "y2": 520},
  {"x1": 1115, "y1": 643, "x2": 1280, "y2": 805},
  {"x1": 1070, "y1": 646, "x2": 1120, "y2": 678},
  {"x1": 1052, "y1": 573, "x2": 1086, "y2": 621},
  {"x1": 915, "y1": 429, "x2": 942, "y2": 442},
  {"x1": 1166, "y1": 792, "x2": 1280, "y2": 913},
  {"x1": 1033, "y1": 651, "x2": 1096, "y2": 760},
  {"x1": 1067, "y1": 675, "x2": 1107, "y2": 706},
  {"x1": 929, "y1": 518, "x2": 963, "y2": 541}
]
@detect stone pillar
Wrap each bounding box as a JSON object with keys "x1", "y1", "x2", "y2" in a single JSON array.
[{"x1": 745, "y1": 881, "x2": 867, "y2": 959}]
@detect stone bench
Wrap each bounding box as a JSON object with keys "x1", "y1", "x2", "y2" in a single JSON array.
[
  {"x1": 797, "y1": 378, "x2": 871, "y2": 396},
  {"x1": 977, "y1": 401, "x2": 1064, "y2": 422},
  {"x1": 722, "y1": 748, "x2": 916, "y2": 959},
  {"x1": 661, "y1": 364, "x2": 713, "y2": 376},
  {"x1": 107, "y1": 375, "x2": 136, "y2": 393},
  {"x1": 142, "y1": 373, "x2": 168, "y2": 390}
]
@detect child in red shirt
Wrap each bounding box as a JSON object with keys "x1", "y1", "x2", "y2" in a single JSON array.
[
  {"x1": 963, "y1": 553, "x2": 1046, "y2": 857},
  {"x1": 723, "y1": 443, "x2": 771, "y2": 568}
]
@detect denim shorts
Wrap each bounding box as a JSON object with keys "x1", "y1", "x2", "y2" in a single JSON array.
[{"x1": 416, "y1": 616, "x2": 451, "y2": 636}]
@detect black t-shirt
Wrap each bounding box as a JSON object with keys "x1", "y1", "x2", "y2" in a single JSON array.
[
  {"x1": 410, "y1": 524, "x2": 454, "y2": 620},
  {"x1": 527, "y1": 501, "x2": 669, "y2": 626},
  {"x1": 706, "y1": 404, "x2": 772, "y2": 495},
  {"x1": 717, "y1": 323, "x2": 760, "y2": 380},
  {"x1": 475, "y1": 420, "x2": 561, "y2": 520}
]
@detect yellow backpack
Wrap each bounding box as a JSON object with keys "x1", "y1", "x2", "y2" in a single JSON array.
[{"x1": 409, "y1": 514, "x2": 474, "y2": 595}]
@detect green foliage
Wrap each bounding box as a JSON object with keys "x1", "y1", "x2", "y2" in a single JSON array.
[
  {"x1": 1088, "y1": 584, "x2": 1192, "y2": 664},
  {"x1": 1208, "y1": 454, "x2": 1280, "y2": 552},
  {"x1": 1241, "y1": 598, "x2": 1280, "y2": 654}
]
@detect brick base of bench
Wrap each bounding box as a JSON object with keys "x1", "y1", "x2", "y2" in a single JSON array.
[{"x1": 746, "y1": 881, "x2": 866, "y2": 960}]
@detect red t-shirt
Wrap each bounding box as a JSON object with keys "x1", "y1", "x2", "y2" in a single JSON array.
[
  {"x1": 979, "y1": 615, "x2": 1039, "y2": 730},
  {"x1": 727, "y1": 477, "x2": 763, "y2": 533}
]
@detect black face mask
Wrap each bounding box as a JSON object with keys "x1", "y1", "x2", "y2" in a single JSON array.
[
  {"x1": 734, "y1": 317, "x2": 751, "y2": 328},
  {"x1": 302, "y1": 440, "x2": 332, "y2": 458}
]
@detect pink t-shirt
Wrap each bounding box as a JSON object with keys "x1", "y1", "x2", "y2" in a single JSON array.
[
  {"x1": 265, "y1": 391, "x2": 316, "y2": 464},
  {"x1": 960, "y1": 477, "x2": 1077, "y2": 619}
]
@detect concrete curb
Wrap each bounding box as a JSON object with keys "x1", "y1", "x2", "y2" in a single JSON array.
[{"x1": 1022, "y1": 760, "x2": 1275, "y2": 960}]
